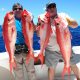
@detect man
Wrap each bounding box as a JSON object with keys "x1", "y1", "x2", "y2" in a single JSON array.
[
  {"x1": 38, "y1": 2, "x2": 80, "y2": 80},
  {"x1": 3, "y1": 3, "x2": 36, "y2": 80}
]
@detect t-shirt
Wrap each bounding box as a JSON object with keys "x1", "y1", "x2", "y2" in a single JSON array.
[
  {"x1": 15, "y1": 11, "x2": 33, "y2": 45},
  {"x1": 15, "y1": 18, "x2": 25, "y2": 44},
  {"x1": 39, "y1": 12, "x2": 74, "y2": 51}
]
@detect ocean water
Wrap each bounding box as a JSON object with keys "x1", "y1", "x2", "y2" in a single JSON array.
[
  {"x1": 0, "y1": 26, "x2": 40, "y2": 52},
  {"x1": 0, "y1": 26, "x2": 6, "y2": 52},
  {"x1": 0, "y1": 25, "x2": 80, "y2": 52},
  {"x1": 69, "y1": 26, "x2": 80, "y2": 46}
]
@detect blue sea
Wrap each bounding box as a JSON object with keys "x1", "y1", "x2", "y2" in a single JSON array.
[
  {"x1": 0, "y1": 25, "x2": 80, "y2": 52},
  {"x1": 0, "y1": 25, "x2": 40, "y2": 52},
  {"x1": 69, "y1": 26, "x2": 80, "y2": 46}
]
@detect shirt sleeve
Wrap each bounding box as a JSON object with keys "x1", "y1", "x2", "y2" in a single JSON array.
[{"x1": 59, "y1": 13, "x2": 77, "y2": 28}]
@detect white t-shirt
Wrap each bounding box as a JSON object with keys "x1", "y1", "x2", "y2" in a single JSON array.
[{"x1": 39, "y1": 12, "x2": 73, "y2": 51}]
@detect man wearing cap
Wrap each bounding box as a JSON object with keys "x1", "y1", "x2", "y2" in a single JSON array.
[
  {"x1": 3, "y1": 3, "x2": 37, "y2": 80},
  {"x1": 38, "y1": 2, "x2": 80, "y2": 80}
]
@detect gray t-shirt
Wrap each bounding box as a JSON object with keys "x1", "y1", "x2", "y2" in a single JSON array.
[
  {"x1": 46, "y1": 24, "x2": 60, "y2": 51},
  {"x1": 39, "y1": 12, "x2": 73, "y2": 52}
]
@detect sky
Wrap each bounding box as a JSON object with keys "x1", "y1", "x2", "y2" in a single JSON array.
[{"x1": 0, "y1": 0, "x2": 80, "y2": 25}]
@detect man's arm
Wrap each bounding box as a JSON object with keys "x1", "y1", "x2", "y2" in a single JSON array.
[{"x1": 65, "y1": 14, "x2": 78, "y2": 28}]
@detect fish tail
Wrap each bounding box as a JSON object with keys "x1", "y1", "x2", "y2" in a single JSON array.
[
  {"x1": 34, "y1": 56, "x2": 38, "y2": 63},
  {"x1": 38, "y1": 53, "x2": 44, "y2": 67},
  {"x1": 9, "y1": 61, "x2": 13, "y2": 73},
  {"x1": 26, "y1": 52, "x2": 34, "y2": 64},
  {"x1": 67, "y1": 67, "x2": 71, "y2": 80},
  {"x1": 26, "y1": 58, "x2": 29, "y2": 64},
  {"x1": 10, "y1": 66, "x2": 14, "y2": 80},
  {"x1": 9, "y1": 61, "x2": 15, "y2": 80},
  {"x1": 62, "y1": 66, "x2": 66, "y2": 80},
  {"x1": 62, "y1": 66, "x2": 71, "y2": 80},
  {"x1": 26, "y1": 54, "x2": 30, "y2": 64}
]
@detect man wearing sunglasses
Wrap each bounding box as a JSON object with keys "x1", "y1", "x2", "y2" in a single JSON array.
[
  {"x1": 38, "y1": 2, "x2": 80, "y2": 80},
  {"x1": 10, "y1": 3, "x2": 36, "y2": 80}
]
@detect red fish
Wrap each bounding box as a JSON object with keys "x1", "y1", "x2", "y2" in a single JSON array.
[
  {"x1": 37, "y1": 12, "x2": 52, "y2": 66},
  {"x1": 54, "y1": 17, "x2": 71, "y2": 79},
  {"x1": 21, "y1": 10, "x2": 34, "y2": 64},
  {"x1": 3, "y1": 11, "x2": 17, "y2": 73}
]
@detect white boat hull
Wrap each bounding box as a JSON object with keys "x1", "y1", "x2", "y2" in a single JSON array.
[{"x1": 0, "y1": 50, "x2": 80, "y2": 80}]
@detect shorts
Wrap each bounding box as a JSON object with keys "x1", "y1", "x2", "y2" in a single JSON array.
[{"x1": 45, "y1": 49, "x2": 79, "y2": 68}]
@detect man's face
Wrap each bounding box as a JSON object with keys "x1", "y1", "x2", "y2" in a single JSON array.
[
  {"x1": 47, "y1": 7, "x2": 57, "y2": 19},
  {"x1": 13, "y1": 5, "x2": 23, "y2": 19}
]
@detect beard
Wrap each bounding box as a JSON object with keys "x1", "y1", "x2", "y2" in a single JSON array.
[{"x1": 50, "y1": 13, "x2": 58, "y2": 19}]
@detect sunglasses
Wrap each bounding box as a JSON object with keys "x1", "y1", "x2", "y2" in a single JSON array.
[{"x1": 13, "y1": 8, "x2": 23, "y2": 11}]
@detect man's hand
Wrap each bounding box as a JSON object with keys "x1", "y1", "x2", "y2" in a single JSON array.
[
  {"x1": 66, "y1": 18, "x2": 78, "y2": 28},
  {"x1": 69, "y1": 21, "x2": 78, "y2": 28}
]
